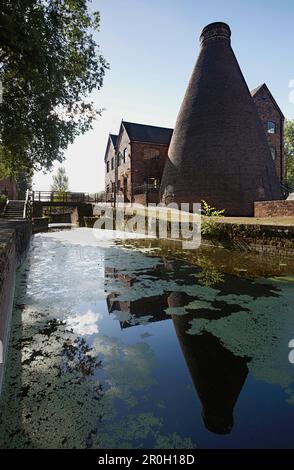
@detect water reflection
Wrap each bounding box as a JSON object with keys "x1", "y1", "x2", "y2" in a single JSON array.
[
  {"x1": 172, "y1": 319, "x2": 248, "y2": 434},
  {"x1": 107, "y1": 275, "x2": 250, "y2": 434},
  {"x1": 0, "y1": 229, "x2": 293, "y2": 448},
  {"x1": 104, "y1": 251, "x2": 290, "y2": 436}
]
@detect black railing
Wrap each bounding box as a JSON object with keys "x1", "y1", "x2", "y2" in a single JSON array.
[
  {"x1": 30, "y1": 191, "x2": 104, "y2": 203},
  {"x1": 280, "y1": 182, "x2": 293, "y2": 200}
]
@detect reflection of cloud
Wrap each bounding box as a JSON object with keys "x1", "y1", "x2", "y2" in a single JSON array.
[
  {"x1": 67, "y1": 310, "x2": 102, "y2": 335},
  {"x1": 93, "y1": 335, "x2": 156, "y2": 409}
]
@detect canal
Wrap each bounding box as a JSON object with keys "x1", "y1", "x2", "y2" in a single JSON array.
[{"x1": 0, "y1": 228, "x2": 294, "y2": 449}]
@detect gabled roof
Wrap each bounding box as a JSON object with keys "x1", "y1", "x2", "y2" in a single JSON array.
[
  {"x1": 122, "y1": 121, "x2": 173, "y2": 145},
  {"x1": 109, "y1": 134, "x2": 118, "y2": 147},
  {"x1": 104, "y1": 133, "x2": 118, "y2": 161},
  {"x1": 251, "y1": 83, "x2": 284, "y2": 118}
]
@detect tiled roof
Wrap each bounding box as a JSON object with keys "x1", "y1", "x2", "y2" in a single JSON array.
[{"x1": 123, "y1": 121, "x2": 173, "y2": 144}]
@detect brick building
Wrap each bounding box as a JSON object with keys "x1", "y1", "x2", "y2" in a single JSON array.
[
  {"x1": 104, "y1": 121, "x2": 173, "y2": 204},
  {"x1": 251, "y1": 83, "x2": 285, "y2": 181},
  {"x1": 104, "y1": 90, "x2": 284, "y2": 207}
]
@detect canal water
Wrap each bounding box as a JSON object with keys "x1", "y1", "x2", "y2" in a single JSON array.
[{"x1": 0, "y1": 228, "x2": 294, "y2": 449}]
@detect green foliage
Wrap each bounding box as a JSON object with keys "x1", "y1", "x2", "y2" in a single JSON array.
[
  {"x1": 201, "y1": 200, "x2": 225, "y2": 236},
  {"x1": 284, "y1": 119, "x2": 294, "y2": 187},
  {"x1": 0, "y1": 0, "x2": 109, "y2": 175},
  {"x1": 17, "y1": 173, "x2": 33, "y2": 199},
  {"x1": 195, "y1": 256, "x2": 225, "y2": 287},
  {"x1": 51, "y1": 166, "x2": 69, "y2": 192},
  {"x1": 201, "y1": 200, "x2": 225, "y2": 217},
  {"x1": 0, "y1": 145, "x2": 11, "y2": 179}
]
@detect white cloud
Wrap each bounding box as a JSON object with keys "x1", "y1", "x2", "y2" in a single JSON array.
[{"x1": 66, "y1": 310, "x2": 102, "y2": 336}]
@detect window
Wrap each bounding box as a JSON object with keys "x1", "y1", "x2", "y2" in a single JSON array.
[
  {"x1": 267, "y1": 121, "x2": 276, "y2": 134},
  {"x1": 111, "y1": 182, "x2": 115, "y2": 193},
  {"x1": 123, "y1": 148, "x2": 128, "y2": 163},
  {"x1": 106, "y1": 161, "x2": 109, "y2": 173},
  {"x1": 148, "y1": 177, "x2": 160, "y2": 188},
  {"x1": 117, "y1": 153, "x2": 121, "y2": 166},
  {"x1": 111, "y1": 158, "x2": 114, "y2": 170},
  {"x1": 270, "y1": 146, "x2": 276, "y2": 161},
  {"x1": 106, "y1": 185, "x2": 110, "y2": 193}
]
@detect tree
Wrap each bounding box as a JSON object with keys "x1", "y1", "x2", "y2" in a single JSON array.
[
  {"x1": 0, "y1": 0, "x2": 108, "y2": 175},
  {"x1": 284, "y1": 119, "x2": 294, "y2": 187},
  {"x1": 51, "y1": 166, "x2": 69, "y2": 192},
  {"x1": 17, "y1": 173, "x2": 33, "y2": 199}
]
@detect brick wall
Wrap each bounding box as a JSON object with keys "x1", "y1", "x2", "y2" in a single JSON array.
[
  {"x1": 104, "y1": 127, "x2": 169, "y2": 204},
  {"x1": 0, "y1": 220, "x2": 31, "y2": 393},
  {"x1": 254, "y1": 200, "x2": 294, "y2": 217},
  {"x1": 131, "y1": 141, "x2": 168, "y2": 203},
  {"x1": 252, "y1": 87, "x2": 284, "y2": 181},
  {"x1": 104, "y1": 139, "x2": 116, "y2": 200},
  {"x1": 116, "y1": 128, "x2": 132, "y2": 201}
]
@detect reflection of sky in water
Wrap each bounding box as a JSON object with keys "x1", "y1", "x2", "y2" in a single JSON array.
[
  {"x1": 0, "y1": 228, "x2": 294, "y2": 449},
  {"x1": 67, "y1": 310, "x2": 102, "y2": 336}
]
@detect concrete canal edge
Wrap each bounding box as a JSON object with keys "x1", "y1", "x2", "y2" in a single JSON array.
[{"x1": 0, "y1": 220, "x2": 31, "y2": 394}]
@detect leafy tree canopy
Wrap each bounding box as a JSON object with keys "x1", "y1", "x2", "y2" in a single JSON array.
[
  {"x1": 0, "y1": 0, "x2": 108, "y2": 175},
  {"x1": 51, "y1": 166, "x2": 69, "y2": 192},
  {"x1": 284, "y1": 119, "x2": 294, "y2": 187}
]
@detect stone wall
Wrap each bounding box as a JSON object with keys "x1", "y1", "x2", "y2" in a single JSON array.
[
  {"x1": 32, "y1": 217, "x2": 50, "y2": 233},
  {"x1": 254, "y1": 200, "x2": 294, "y2": 217},
  {"x1": 202, "y1": 220, "x2": 294, "y2": 257},
  {"x1": 0, "y1": 220, "x2": 31, "y2": 393},
  {"x1": 76, "y1": 203, "x2": 93, "y2": 226},
  {"x1": 49, "y1": 213, "x2": 71, "y2": 224}
]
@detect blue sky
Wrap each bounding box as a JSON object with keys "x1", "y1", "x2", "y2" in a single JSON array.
[{"x1": 34, "y1": 0, "x2": 294, "y2": 192}]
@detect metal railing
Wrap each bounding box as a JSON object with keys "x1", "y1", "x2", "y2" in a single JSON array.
[
  {"x1": 30, "y1": 191, "x2": 105, "y2": 203},
  {"x1": 280, "y1": 182, "x2": 293, "y2": 200},
  {"x1": 23, "y1": 189, "x2": 32, "y2": 219}
]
